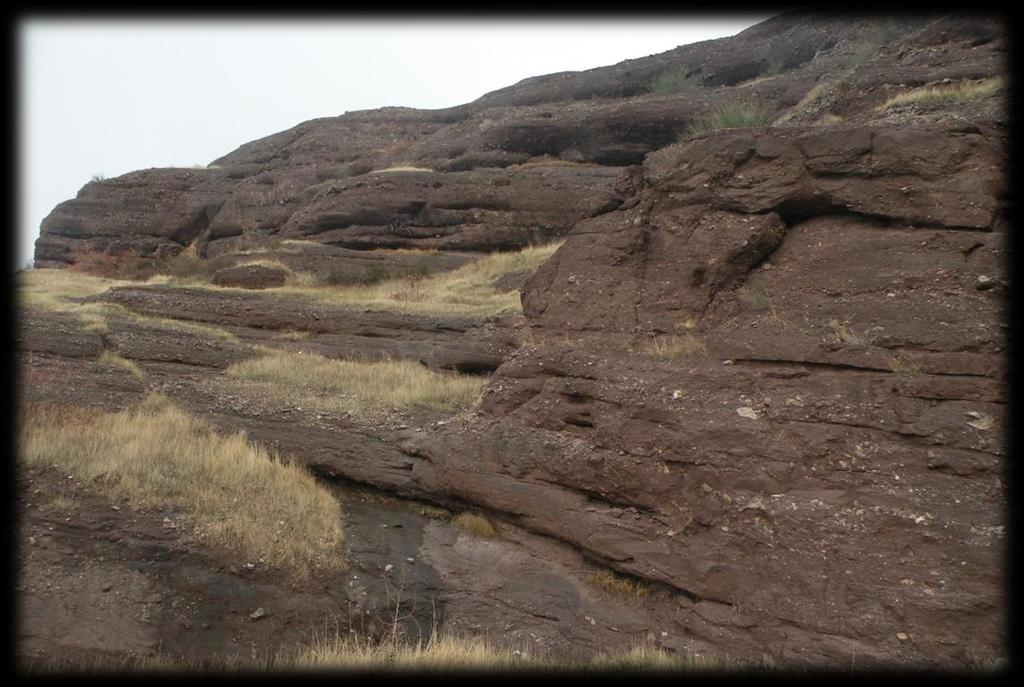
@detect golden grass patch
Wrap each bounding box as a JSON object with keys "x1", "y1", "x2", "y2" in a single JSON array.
[
  {"x1": 18, "y1": 395, "x2": 344, "y2": 579},
  {"x1": 261, "y1": 241, "x2": 563, "y2": 317},
  {"x1": 97, "y1": 350, "x2": 145, "y2": 381},
  {"x1": 646, "y1": 335, "x2": 709, "y2": 360},
  {"x1": 879, "y1": 77, "x2": 1004, "y2": 110},
  {"x1": 225, "y1": 350, "x2": 484, "y2": 415},
  {"x1": 584, "y1": 570, "x2": 652, "y2": 600},
  {"x1": 17, "y1": 268, "x2": 129, "y2": 313},
  {"x1": 451, "y1": 512, "x2": 497, "y2": 537}
]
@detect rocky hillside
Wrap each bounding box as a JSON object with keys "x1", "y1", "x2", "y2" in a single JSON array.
[{"x1": 19, "y1": 12, "x2": 1008, "y2": 670}]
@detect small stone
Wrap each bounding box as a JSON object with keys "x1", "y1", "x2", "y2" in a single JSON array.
[
  {"x1": 896, "y1": 632, "x2": 909, "y2": 641},
  {"x1": 736, "y1": 406, "x2": 758, "y2": 420},
  {"x1": 406, "y1": 557, "x2": 415, "y2": 564},
  {"x1": 975, "y1": 275, "x2": 994, "y2": 291},
  {"x1": 384, "y1": 564, "x2": 394, "y2": 573},
  {"x1": 722, "y1": 359, "x2": 734, "y2": 365},
  {"x1": 101, "y1": 582, "x2": 113, "y2": 592},
  {"x1": 250, "y1": 607, "x2": 270, "y2": 621}
]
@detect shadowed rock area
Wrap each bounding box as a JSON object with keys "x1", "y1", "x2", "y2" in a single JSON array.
[{"x1": 19, "y1": 11, "x2": 1008, "y2": 671}]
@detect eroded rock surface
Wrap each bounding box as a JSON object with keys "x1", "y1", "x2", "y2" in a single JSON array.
[{"x1": 20, "y1": 10, "x2": 1009, "y2": 671}]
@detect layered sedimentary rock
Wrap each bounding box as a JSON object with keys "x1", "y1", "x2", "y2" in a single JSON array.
[
  {"x1": 404, "y1": 123, "x2": 1008, "y2": 665},
  {"x1": 23, "y1": 10, "x2": 1009, "y2": 669}
]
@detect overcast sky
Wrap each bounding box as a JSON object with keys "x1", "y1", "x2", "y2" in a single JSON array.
[{"x1": 18, "y1": 16, "x2": 772, "y2": 269}]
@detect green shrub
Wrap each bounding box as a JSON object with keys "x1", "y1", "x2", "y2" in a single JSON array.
[
  {"x1": 683, "y1": 100, "x2": 772, "y2": 137},
  {"x1": 648, "y1": 67, "x2": 694, "y2": 95}
]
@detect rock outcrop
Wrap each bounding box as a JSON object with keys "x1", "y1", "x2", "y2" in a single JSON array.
[{"x1": 406, "y1": 122, "x2": 1008, "y2": 666}]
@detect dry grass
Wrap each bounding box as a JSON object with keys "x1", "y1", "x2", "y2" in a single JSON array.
[
  {"x1": 97, "y1": 350, "x2": 145, "y2": 381},
  {"x1": 774, "y1": 82, "x2": 829, "y2": 125},
  {"x1": 17, "y1": 268, "x2": 129, "y2": 313},
  {"x1": 370, "y1": 165, "x2": 435, "y2": 174},
  {"x1": 18, "y1": 395, "x2": 344, "y2": 579},
  {"x1": 451, "y1": 512, "x2": 497, "y2": 538},
  {"x1": 878, "y1": 77, "x2": 1004, "y2": 110},
  {"x1": 887, "y1": 353, "x2": 922, "y2": 375},
  {"x1": 829, "y1": 319, "x2": 863, "y2": 345},
  {"x1": 585, "y1": 570, "x2": 651, "y2": 600},
  {"x1": 225, "y1": 350, "x2": 484, "y2": 415},
  {"x1": 514, "y1": 157, "x2": 589, "y2": 169},
  {"x1": 264, "y1": 241, "x2": 563, "y2": 317},
  {"x1": 19, "y1": 268, "x2": 240, "y2": 344},
  {"x1": 23, "y1": 628, "x2": 716, "y2": 673},
  {"x1": 646, "y1": 335, "x2": 709, "y2": 360}
]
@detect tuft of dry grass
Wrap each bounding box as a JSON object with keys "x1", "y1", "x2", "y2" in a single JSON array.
[
  {"x1": 225, "y1": 350, "x2": 484, "y2": 415},
  {"x1": 887, "y1": 353, "x2": 922, "y2": 375},
  {"x1": 18, "y1": 395, "x2": 345, "y2": 579},
  {"x1": 878, "y1": 77, "x2": 1004, "y2": 110},
  {"x1": 585, "y1": 570, "x2": 651, "y2": 600},
  {"x1": 97, "y1": 350, "x2": 145, "y2": 381},
  {"x1": 451, "y1": 512, "x2": 498, "y2": 538},
  {"x1": 646, "y1": 335, "x2": 709, "y2": 360},
  {"x1": 829, "y1": 319, "x2": 863, "y2": 345}
]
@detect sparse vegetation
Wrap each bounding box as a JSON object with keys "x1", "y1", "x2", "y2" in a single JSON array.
[
  {"x1": 18, "y1": 268, "x2": 130, "y2": 313},
  {"x1": 887, "y1": 353, "x2": 922, "y2": 375},
  {"x1": 90, "y1": 173, "x2": 106, "y2": 182},
  {"x1": 648, "y1": 67, "x2": 695, "y2": 95},
  {"x1": 225, "y1": 351, "x2": 484, "y2": 415},
  {"x1": 683, "y1": 100, "x2": 773, "y2": 137},
  {"x1": 739, "y1": 285, "x2": 772, "y2": 311},
  {"x1": 514, "y1": 157, "x2": 589, "y2": 169},
  {"x1": 22, "y1": 628, "x2": 713, "y2": 673},
  {"x1": 829, "y1": 319, "x2": 863, "y2": 345},
  {"x1": 878, "y1": 77, "x2": 1004, "y2": 110},
  {"x1": 646, "y1": 335, "x2": 709, "y2": 359},
  {"x1": 259, "y1": 241, "x2": 563, "y2": 317},
  {"x1": 585, "y1": 570, "x2": 651, "y2": 600},
  {"x1": 773, "y1": 82, "x2": 829, "y2": 125},
  {"x1": 97, "y1": 350, "x2": 145, "y2": 381},
  {"x1": 452, "y1": 512, "x2": 498, "y2": 538},
  {"x1": 370, "y1": 164, "x2": 435, "y2": 174},
  {"x1": 18, "y1": 395, "x2": 345, "y2": 578}
]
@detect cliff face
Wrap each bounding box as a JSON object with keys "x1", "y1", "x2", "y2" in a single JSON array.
[
  {"x1": 34, "y1": 12, "x2": 1006, "y2": 268},
  {"x1": 22, "y1": 12, "x2": 1008, "y2": 668}
]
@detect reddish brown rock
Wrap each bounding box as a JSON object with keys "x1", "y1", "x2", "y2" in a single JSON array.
[{"x1": 211, "y1": 264, "x2": 287, "y2": 289}]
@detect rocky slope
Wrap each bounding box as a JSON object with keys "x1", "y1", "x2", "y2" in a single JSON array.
[{"x1": 20, "y1": 11, "x2": 1008, "y2": 669}]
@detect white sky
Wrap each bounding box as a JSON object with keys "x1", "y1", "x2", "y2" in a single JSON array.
[{"x1": 18, "y1": 16, "x2": 771, "y2": 269}]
